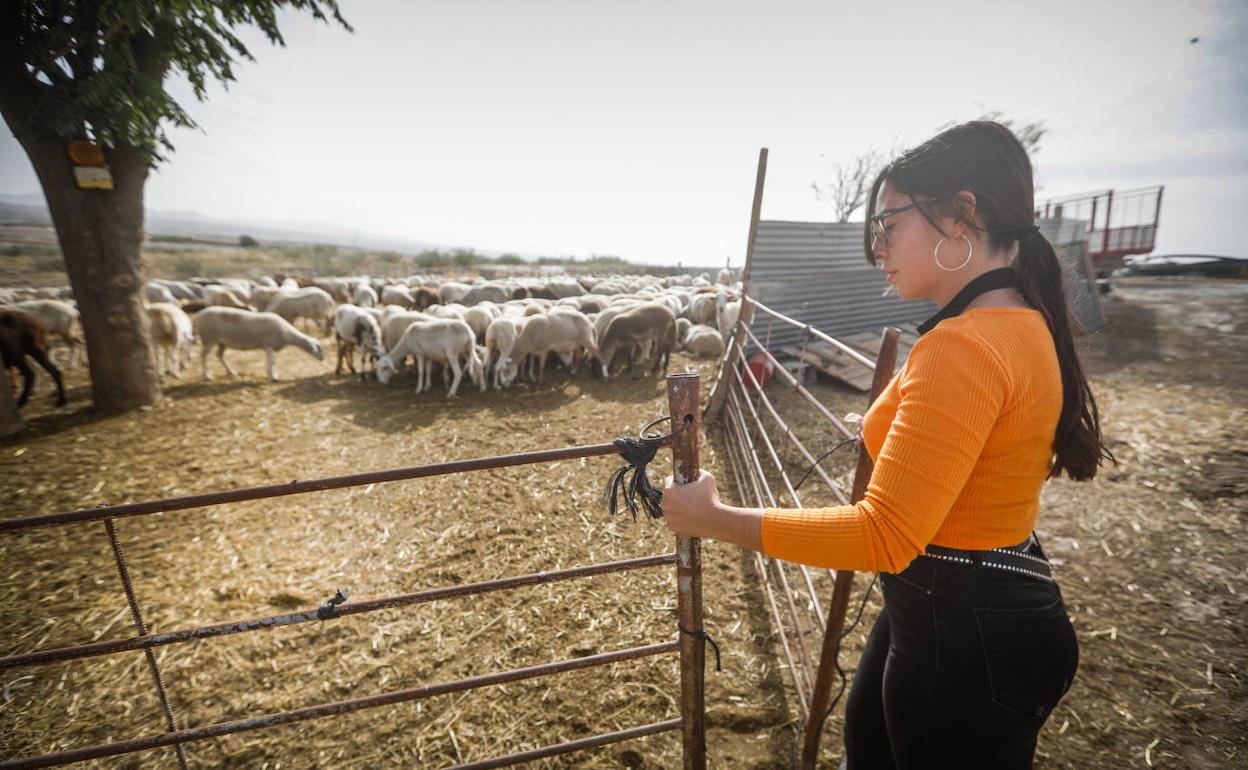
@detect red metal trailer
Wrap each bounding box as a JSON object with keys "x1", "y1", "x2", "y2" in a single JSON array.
[{"x1": 1037, "y1": 185, "x2": 1164, "y2": 278}]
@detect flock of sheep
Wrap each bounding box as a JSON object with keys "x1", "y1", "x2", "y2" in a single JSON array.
[{"x1": 1, "y1": 268, "x2": 741, "y2": 405}]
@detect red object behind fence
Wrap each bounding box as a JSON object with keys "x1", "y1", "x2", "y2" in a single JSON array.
[{"x1": 746, "y1": 351, "x2": 773, "y2": 389}]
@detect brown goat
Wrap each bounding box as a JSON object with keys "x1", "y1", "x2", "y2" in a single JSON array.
[{"x1": 0, "y1": 309, "x2": 66, "y2": 408}]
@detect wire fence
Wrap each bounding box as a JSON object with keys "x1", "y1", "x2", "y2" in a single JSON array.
[{"x1": 705, "y1": 294, "x2": 900, "y2": 770}]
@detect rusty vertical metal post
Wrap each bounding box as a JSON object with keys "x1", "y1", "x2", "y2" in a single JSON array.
[
  {"x1": 104, "y1": 518, "x2": 189, "y2": 770},
  {"x1": 798, "y1": 328, "x2": 900, "y2": 770},
  {"x1": 1101, "y1": 190, "x2": 1113, "y2": 256},
  {"x1": 1152, "y1": 185, "x2": 1164, "y2": 250},
  {"x1": 667, "y1": 373, "x2": 706, "y2": 770}
]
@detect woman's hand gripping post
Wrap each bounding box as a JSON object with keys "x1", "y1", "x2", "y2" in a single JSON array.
[{"x1": 661, "y1": 470, "x2": 765, "y2": 553}]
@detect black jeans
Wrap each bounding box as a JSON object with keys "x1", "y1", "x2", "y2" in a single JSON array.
[{"x1": 843, "y1": 543, "x2": 1079, "y2": 769}]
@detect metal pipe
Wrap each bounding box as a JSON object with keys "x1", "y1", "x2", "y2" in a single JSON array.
[
  {"x1": 1101, "y1": 190, "x2": 1113, "y2": 256},
  {"x1": 1, "y1": 440, "x2": 665, "y2": 534},
  {"x1": 666, "y1": 373, "x2": 706, "y2": 770},
  {"x1": 104, "y1": 519, "x2": 188, "y2": 770},
  {"x1": 0, "y1": 554, "x2": 676, "y2": 671},
  {"x1": 723, "y1": 389, "x2": 809, "y2": 718},
  {"x1": 741, "y1": 323, "x2": 855, "y2": 441},
  {"x1": 444, "y1": 719, "x2": 682, "y2": 770},
  {"x1": 729, "y1": 377, "x2": 816, "y2": 694},
  {"x1": 799, "y1": 327, "x2": 900, "y2": 770},
  {"x1": 733, "y1": 345, "x2": 850, "y2": 504},
  {"x1": 0, "y1": 642, "x2": 679, "y2": 770},
  {"x1": 747, "y1": 299, "x2": 877, "y2": 371},
  {"x1": 720, "y1": 410, "x2": 809, "y2": 719}
]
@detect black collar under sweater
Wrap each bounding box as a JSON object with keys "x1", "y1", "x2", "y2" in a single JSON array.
[{"x1": 916, "y1": 267, "x2": 1019, "y2": 336}]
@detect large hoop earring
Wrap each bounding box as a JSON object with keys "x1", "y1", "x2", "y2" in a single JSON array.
[{"x1": 934, "y1": 234, "x2": 973, "y2": 271}]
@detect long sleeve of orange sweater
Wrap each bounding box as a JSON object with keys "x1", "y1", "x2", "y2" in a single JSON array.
[{"x1": 760, "y1": 308, "x2": 1062, "y2": 574}]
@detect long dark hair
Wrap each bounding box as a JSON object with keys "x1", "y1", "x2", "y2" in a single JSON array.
[{"x1": 863, "y1": 120, "x2": 1114, "y2": 481}]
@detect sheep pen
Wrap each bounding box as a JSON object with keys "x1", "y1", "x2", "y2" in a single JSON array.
[{"x1": 1, "y1": 275, "x2": 1245, "y2": 769}]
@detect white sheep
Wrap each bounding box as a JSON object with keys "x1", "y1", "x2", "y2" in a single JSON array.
[
  {"x1": 193, "y1": 307, "x2": 324, "y2": 382},
  {"x1": 353, "y1": 282, "x2": 379, "y2": 308},
  {"x1": 151, "y1": 279, "x2": 201, "y2": 301},
  {"x1": 461, "y1": 282, "x2": 510, "y2": 305},
  {"x1": 143, "y1": 282, "x2": 177, "y2": 305},
  {"x1": 461, "y1": 304, "x2": 498, "y2": 343},
  {"x1": 147, "y1": 302, "x2": 194, "y2": 378},
  {"x1": 381, "y1": 310, "x2": 431, "y2": 353},
  {"x1": 376, "y1": 317, "x2": 484, "y2": 397},
  {"x1": 203, "y1": 284, "x2": 251, "y2": 309},
  {"x1": 265, "y1": 287, "x2": 335, "y2": 336},
  {"x1": 483, "y1": 314, "x2": 529, "y2": 389},
  {"x1": 380, "y1": 284, "x2": 415, "y2": 308},
  {"x1": 716, "y1": 291, "x2": 742, "y2": 338},
  {"x1": 14, "y1": 299, "x2": 84, "y2": 368},
  {"x1": 438, "y1": 281, "x2": 471, "y2": 304},
  {"x1": 333, "y1": 304, "x2": 384, "y2": 378},
  {"x1": 685, "y1": 292, "x2": 719, "y2": 325},
  {"x1": 599, "y1": 302, "x2": 677, "y2": 377},
  {"x1": 683, "y1": 324, "x2": 725, "y2": 358},
  {"x1": 502, "y1": 307, "x2": 602, "y2": 384},
  {"x1": 248, "y1": 285, "x2": 284, "y2": 311}
]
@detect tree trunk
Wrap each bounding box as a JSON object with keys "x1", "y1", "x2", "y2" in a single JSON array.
[
  {"x1": 22, "y1": 140, "x2": 161, "y2": 413},
  {"x1": 0, "y1": 370, "x2": 23, "y2": 437}
]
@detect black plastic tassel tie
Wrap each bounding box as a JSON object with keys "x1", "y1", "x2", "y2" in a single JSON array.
[
  {"x1": 679, "y1": 625, "x2": 723, "y2": 672},
  {"x1": 603, "y1": 436, "x2": 665, "y2": 522},
  {"x1": 318, "y1": 587, "x2": 351, "y2": 620}
]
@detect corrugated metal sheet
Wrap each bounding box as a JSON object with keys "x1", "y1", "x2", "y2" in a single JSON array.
[
  {"x1": 744, "y1": 217, "x2": 1102, "y2": 358},
  {"x1": 1039, "y1": 218, "x2": 1105, "y2": 333},
  {"x1": 744, "y1": 220, "x2": 933, "y2": 356}
]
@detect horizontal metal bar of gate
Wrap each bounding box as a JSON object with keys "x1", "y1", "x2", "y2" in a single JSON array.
[
  {"x1": 0, "y1": 438, "x2": 669, "y2": 534},
  {"x1": 0, "y1": 554, "x2": 676, "y2": 672},
  {"x1": 0, "y1": 642, "x2": 679, "y2": 770},
  {"x1": 446, "y1": 719, "x2": 682, "y2": 770}
]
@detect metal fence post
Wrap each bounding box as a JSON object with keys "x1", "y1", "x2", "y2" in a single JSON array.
[
  {"x1": 667, "y1": 373, "x2": 706, "y2": 770},
  {"x1": 799, "y1": 327, "x2": 900, "y2": 770}
]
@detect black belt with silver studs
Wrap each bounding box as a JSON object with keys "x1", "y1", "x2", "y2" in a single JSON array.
[{"x1": 919, "y1": 534, "x2": 1053, "y2": 583}]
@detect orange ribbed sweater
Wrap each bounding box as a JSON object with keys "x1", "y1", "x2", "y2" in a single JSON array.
[{"x1": 761, "y1": 307, "x2": 1063, "y2": 573}]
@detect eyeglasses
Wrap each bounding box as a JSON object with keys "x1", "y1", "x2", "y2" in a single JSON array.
[{"x1": 869, "y1": 200, "x2": 925, "y2": 249}]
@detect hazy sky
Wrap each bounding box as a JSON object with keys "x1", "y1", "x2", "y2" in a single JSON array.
[{"x1": 2, "y1": 0, "x2": 1244, "y2": 266}]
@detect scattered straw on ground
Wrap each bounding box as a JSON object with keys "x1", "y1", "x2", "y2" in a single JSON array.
[{"x1": 2, "y1": 276, "x2": 1246, "y2": 768}]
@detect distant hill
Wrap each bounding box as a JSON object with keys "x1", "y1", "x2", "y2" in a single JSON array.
[{"x1": 0, "y1": 193, "x2": 448, "y2": 255}]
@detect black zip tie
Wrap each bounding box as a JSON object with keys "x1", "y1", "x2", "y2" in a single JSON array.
[
  {"x1": 678, "y1": 625, "x2": 722, "y2": 672},
  {"x1": 318, "y1": 587, "x2": 351, "y2": 620}
]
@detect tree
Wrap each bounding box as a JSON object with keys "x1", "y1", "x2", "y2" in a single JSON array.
[
  {"x1": 814, "y1": 114, "x2": 1048, "y2": 223},
  {"x1": 974, "y1": 111, "x2": 1046, "y2": 157},
  {"x1": 0, "y1": 2, "x2": 350, "y2": 412},
  {"x1": 811, "y1": 147, "x2": 886, "y2": 223}
]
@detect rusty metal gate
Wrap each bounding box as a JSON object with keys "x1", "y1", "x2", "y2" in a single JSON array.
[{"x1": 0, "y1": 375, "x2": 710, "y2": 770}]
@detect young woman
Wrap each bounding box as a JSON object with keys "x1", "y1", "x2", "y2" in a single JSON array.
[{"x1": 660, "y1": 120, "x2": 1113, "y2": 769}]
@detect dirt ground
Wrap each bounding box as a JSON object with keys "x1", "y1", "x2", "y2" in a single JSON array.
[{"x1": 1, "y1": 275, "x2": 1245, "y2": 769}]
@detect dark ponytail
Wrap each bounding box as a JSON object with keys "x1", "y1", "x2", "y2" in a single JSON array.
[
  {"x1": 864, "y1": 120, "x2": 1115, "y2": 481},
  {"x1": 1013, "y1": 228, "x2": 1113, "y2": 480}
]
